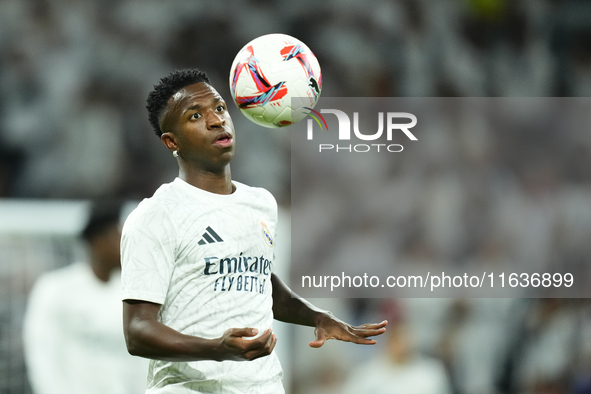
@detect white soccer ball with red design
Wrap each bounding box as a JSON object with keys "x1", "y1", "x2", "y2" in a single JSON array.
[{"x1": 229, "y1": 33, "x2": 322, "y2": 128}]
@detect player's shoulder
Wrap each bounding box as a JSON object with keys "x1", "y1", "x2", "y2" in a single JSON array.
[
  {"x1": 124, "y1": 181, "x2": 178, "y2": 227},
  {"x1": 32, "y1": 262, "x2": 89, "y2": 294},
  {"x1": 234, "y1": 181, "x2": 277, "y2": 207},
  {"x1": 40, "y1": 262, "x2": 87, "y2": 280}
]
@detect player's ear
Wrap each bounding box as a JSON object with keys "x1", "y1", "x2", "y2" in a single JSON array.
[{"x1": 161, "y1": 132, "x2": 178, "y2": 153}]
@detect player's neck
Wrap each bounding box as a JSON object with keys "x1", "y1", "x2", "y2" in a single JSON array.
[
  {"x1": 179, "y1": 165, "x2": 234, "y2": 195},
  {"x1": 90, "y1": 258, "x2": 117, "y2": 283}
]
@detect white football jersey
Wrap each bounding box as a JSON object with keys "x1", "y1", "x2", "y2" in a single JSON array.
[
  {"x1": 121, "y1": 178, "x2": 284, "y2": 394},
  {"x1": 24, "y1": 263, "x2": 148, "y2": 394}
]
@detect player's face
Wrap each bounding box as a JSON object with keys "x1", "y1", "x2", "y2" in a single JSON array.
[{"x1": 161, "y1": 82, "x2": 235, "y2": 171}]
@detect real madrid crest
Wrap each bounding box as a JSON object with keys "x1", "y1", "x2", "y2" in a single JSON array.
[{"x1": 260, "y1": 220, "x2": 274, "y2": 247}]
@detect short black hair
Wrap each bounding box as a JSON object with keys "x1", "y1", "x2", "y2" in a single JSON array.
[
  {"x1": 81, "y1": 200, "x2": 122, "y2": 242},
  {"x1": 146, "y1": 69, "x2": 211, "y2": 137}
]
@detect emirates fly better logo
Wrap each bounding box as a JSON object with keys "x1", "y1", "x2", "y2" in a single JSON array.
[{"x1": 304, "y1": 107, "x2": 417, "y2": 153}]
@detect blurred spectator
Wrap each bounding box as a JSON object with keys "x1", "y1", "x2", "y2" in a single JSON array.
[
  {"x1": 22, "y1": 201, "x2": 148, "y2": 394},
  {"x1": 434, "y1": 298, "x2": 516, "y2": 394},
  {"x1": 1, "y1": 0, "x2": 591, "y2": 200},
  {"x1": 342, "y1": 301, "x2": 452, "y2": 394},
  {"x1": 498, "y1": 299, "x2": 579, "y2": 394}
]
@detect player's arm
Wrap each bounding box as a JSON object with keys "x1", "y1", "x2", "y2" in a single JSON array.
[
  {"x1": 23, "y1": 277, "x2": 70, "y2": 394},
  {"x1": 123, "y1": 299, "x2": 277, "y2": 362},
  {"x1": 270, "y1": 274, "x2": 387, "y2": 348}
]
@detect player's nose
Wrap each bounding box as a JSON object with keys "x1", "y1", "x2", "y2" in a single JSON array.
[{"x1": 206, "y1": 110, "x2": 225, "y2": 128}]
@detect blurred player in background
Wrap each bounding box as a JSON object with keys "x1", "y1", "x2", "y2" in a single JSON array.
[
  {"x1": 342, "y1": 301, "x2": 452, "y2": 394},
  {"x1": 120, "y1": 69, "x2": 387, "y2": 393},
  {"x1": 23, "y1": 201, "x2": 148, "y2": 394}
]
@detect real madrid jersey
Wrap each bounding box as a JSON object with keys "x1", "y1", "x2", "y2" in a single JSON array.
[{"x1": 121, "y1": 177, "x2": 283, "y2": 394}]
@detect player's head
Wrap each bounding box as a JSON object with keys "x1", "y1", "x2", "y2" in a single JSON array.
[
  {"x1": 147, "y1": 69, "x2": 235, "y2": 171},
  {"x1": 147, "y1": 69, "x2": 211, "y2": 137},
  {"x1": 81, "y1": 200, "x2": 123, "y2": 277}
]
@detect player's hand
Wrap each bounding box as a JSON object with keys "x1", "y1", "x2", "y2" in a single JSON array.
[
  {"x1": 216, "y1": 327, "x2": 277, "y2": 361},
  {"x1": 309, "y1": 314, "x2": 387, "y2": 348}
]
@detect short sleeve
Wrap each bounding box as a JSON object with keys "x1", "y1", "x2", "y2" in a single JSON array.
[{"x1": 120, "y1": 203, "x2": 176, "y2": 304}]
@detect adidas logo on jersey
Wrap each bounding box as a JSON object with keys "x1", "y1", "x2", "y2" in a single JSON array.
[{"x1": 197, "y1": 226, "x2": 224, "y2": 245}]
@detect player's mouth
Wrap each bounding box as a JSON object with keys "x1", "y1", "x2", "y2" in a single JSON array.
[{"x1": 213, "y1": 132, "x2": 233, "y2": 148}]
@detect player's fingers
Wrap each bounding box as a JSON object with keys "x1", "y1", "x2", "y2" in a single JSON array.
[
  {"x1": 262, "y1": 332, "x2": 278, "y2": 355},
  {"x1": 319, "y1": 326, "x2": 379, "y2": 345},
  {"x1": 271, "y1": 333, "x2": 278, "y2": 351},
  {"x1": 326, "y1": 328, "x2": 377, "y2": 345},
  {"x1": 258, "y1": 330, "x2": 274, "y2": 351},
  {"x1": 229, "y1": 327, "x2": 259, "y2": 338},
  {"x1": 350, "y1": 326, "x2": 387, "y2": 338},
  {"x1": 247, "y1": 333, "x2": 278, "y2": 360},
  {"x1": 241, "y1": 329, "x2": 273, "y2": 351},
  {"x1": 308, "y1": 338, "x2": 326, "y2": 348},
  {"x1": 309, "y1": 326, "x2": 330, "y2": 348},
  {"x1": 346, "y1": 335, "x2": 379, "y2": 345},
  {"x1": 267, "y1": 331, "x2": 276, "y2": 350},
  {"x1": 353, "y1": 320, "x2": 388, "y2": 330}
]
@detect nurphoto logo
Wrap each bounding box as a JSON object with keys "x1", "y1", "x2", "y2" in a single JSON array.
[{"x1": 305, "y1": 108, "x2": 417, "y2": 153}]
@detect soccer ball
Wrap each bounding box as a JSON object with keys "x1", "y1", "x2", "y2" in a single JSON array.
[{"x1": 229, "y1": 33, "x2": 322, "y2": 128}]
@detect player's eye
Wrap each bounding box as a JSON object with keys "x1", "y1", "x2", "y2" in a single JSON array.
[
  {"x1": 190, "y1": 112, "x2": 201, "y2": 120},
  {"x1": 216, "y1": 104, "x2": 226, "y2": 112}
]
